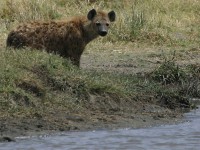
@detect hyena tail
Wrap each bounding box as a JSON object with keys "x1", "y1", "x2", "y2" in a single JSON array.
[{"x1": 6, "y1": 31, "x2": 25, "y2": 48}]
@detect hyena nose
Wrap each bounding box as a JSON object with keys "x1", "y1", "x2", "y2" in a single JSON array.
[{"x1": 99, "y1": 31, "x2": 107, "y2": 36}]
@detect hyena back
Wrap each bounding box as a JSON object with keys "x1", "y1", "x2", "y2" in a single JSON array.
[{"x1": 6, "y1": 9, "x2": 116, "y2": 67}]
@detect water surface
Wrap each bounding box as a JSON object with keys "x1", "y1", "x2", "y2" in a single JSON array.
[{"x1": 1, "y1": 107, "x2": 200, "y2": 150}]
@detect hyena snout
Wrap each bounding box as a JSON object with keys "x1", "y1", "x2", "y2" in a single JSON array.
[{"x1": 97, "y1": 25, "x2": 108, "y2": 36}]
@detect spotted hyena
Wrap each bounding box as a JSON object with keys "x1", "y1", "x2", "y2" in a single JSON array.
[{"x1": 6, "y1": 9, "x2": 116, "y2": 67}]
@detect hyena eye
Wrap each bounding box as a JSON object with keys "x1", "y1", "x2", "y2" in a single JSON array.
[{"x1": 106, "y1": 23, "x2": 110, "y2": 26}]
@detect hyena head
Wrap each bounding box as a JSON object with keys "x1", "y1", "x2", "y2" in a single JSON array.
[{"x1": 87, "y1": 9, "x2": 116, "y2": 36}]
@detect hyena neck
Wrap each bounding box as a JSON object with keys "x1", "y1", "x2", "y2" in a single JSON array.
[{"x1": 83, "y1": 20, "x2": 99, "y2": 44}]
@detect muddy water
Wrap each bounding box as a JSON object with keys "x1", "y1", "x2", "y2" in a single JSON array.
[{"x1": 1, "y1": 107, "x2": 200, "y2": 150}]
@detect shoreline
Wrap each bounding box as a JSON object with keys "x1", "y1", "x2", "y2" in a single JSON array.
[{"x1": 0, "y1": 102, "x2": 187, "y2": 142}]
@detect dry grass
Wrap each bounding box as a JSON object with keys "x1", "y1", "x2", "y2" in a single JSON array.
[{"x1": 0, "y1": 0, "x2": 200, "y2": 47}]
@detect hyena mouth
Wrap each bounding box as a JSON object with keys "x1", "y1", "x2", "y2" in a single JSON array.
[{"x1": 99, "y1": 31, "x2": 107, "y2": 36}]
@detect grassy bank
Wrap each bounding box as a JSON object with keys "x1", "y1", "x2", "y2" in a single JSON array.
[
  {"x1": 0, "y1": 0, "x2": 200, "y2": 138},
  {"x1": 0, "y1": 47, "x2": 199, "y2": 127},
  {"x1": 0, "y1": 48, "x2": 126, "y2": 117}
]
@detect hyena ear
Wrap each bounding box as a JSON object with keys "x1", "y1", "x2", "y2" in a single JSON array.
[
  {"x1": 108, "y1": 11, "x2": 116, "y2": 22},
  {"x1": 87, "y1": 9, "x2": 97, "y2": 20}
]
